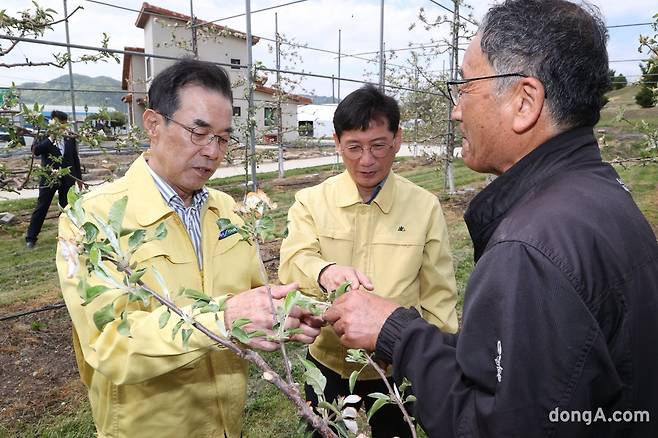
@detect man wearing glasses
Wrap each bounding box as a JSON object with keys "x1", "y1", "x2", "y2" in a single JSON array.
[
  {"x1": 279, "y1": 85, "x2": 458, "y2": 437},
  {"x1": 56, "y1": 59, "x2": 321, "y2": 437},
  {"x1": 324, "y1": 1, "x2": 658, "y2": 437}
]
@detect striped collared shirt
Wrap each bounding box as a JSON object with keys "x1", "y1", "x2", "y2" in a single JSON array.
[{"x1": 146, "y1": 165, "x2": 209, "y2": 268}]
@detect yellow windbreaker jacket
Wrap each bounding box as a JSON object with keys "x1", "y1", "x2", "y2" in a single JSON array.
[
  {"x1": 56, "y1": 155, "x2": 264, "y2": 437},
  {"x1": 279, "y1": 171, "x2": 458, "y2": 379}
]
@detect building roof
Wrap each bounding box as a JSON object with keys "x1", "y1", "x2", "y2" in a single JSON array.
[
  {"x1": 298, "y1": 103, "x2": 338, "y2": 122},
  {"x1": 135, "y1": 2, "x2": 259, "y2": 45},
  {"x1": 121, "y1": 47, "x2": 145, "y2": 91},
  {"x1": 256, "y1": 84, "x2": 313, "y2": 105}
]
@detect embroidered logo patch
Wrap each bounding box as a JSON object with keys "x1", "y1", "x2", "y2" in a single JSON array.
[
  {"x1": 397, "y1": 225, "x2": 406, "y2": 232},
  {"x1": 218, "y1": 225, "x2": 239, "y2": 240},
  {"x1": 495, "y1": 340, "x2": 503, "y2": 383}
]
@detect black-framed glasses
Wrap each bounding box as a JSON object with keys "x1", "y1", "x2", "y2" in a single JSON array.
[
  {"x1": 158, "y1": 112, "x2": 239, "y2": 149},
  {"x1": 342, "y1": 143, "x2": 394, "y2": 159},
  {"x1": 446, "y1": 73, "x2": 528, "y2": 106}
]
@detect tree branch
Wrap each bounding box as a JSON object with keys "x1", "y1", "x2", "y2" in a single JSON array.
[{"x1": 365, "y1": 355, "x2": 417, "y2": 438}]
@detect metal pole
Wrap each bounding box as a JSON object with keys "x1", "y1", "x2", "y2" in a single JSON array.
[
  {"x1": 445, "y1": 0, "x2": 458, "y2": 194},
  {"x1": 378, "y1": 0, "x2": 385, "y2": 90},
  {"x1": 338, "y1": 29, "x2": 341, "y2": 100},
  {"x1": 413, "y1": 63, "x2": 419, "y2": 157},
  {"x1": 62, "y1": 0, "x2": 77, "y2": 131},
  {"x1": 190, "y1": 0, "x2": 198, "y2": 57},
  {"x1": 245, "y1": 0, "x2": 258, "y2": 190},
  {"x1": 332, "y1": 75, "x2": 335, "y2": 103},
  {"x1": 275, "y1": 12, "x2": 284, "y2": 179}
]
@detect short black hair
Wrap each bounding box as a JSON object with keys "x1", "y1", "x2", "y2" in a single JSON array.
[
  {"x1": 148, "y1": 58, "x2": 233, "y2": 118},
  {"x1": 50, "y1": 110, "x2": 68, "y2": 123},
  {"x1": 480, "y1": 0, "x2": 609, "y2": 128},
  {"x1": 333, "y1": 85, "x2": 400, "y2": 139}
]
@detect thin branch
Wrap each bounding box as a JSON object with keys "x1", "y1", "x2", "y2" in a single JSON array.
[{"x1": 365, "y1": 355, "x2": 417, "y2": 438}]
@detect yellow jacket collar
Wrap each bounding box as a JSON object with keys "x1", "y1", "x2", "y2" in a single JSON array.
[
  {"x1": 127, "y1": 154, "x2": 219, "y2": 227},
  {"x1": 335, "y1": 170, "x2": 396, "y2": 214}
]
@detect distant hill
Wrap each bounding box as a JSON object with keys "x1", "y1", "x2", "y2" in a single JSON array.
[
  {"x1": 16, "y1": 74, "x2": 126, "y2": 112},
  {"x1": 298, "y1": 94, "x2": 337, "y2": 105},
  {"x1": 599, "y1": 84, "x2": 658, "y2": 126}
]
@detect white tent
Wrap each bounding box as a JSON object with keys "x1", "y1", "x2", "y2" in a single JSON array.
[{"x1": 297, "y1": 104, "x2": 337, "y2": 138}]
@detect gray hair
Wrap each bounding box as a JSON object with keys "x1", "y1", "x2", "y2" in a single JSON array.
[{"x1": 479, "y1": 0, "x2": 610, "y2": 128}]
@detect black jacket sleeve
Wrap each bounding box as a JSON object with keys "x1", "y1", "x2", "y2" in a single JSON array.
[
  {"x1": 68, "y1": 139, "x2": 82, "y2": 179},
  {"x1": 32, "y1": 137, "x2": 53, "y2": 157},
  {"x1": 376, "y1": 241, "x2": 618, "y2": 438}
]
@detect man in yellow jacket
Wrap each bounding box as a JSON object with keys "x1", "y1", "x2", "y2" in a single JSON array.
[
  {"x1": 56, "y1": 59, "x2": 320, "y2": 438},
  {"x1": 279, "y1": 85, "x2": 458, "y2": 437}
]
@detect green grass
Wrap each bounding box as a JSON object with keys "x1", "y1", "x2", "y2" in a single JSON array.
[{"x1": 0, "y1": 199, "x2": 62, "y2": 306}]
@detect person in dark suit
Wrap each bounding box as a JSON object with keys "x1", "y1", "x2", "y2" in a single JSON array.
[{"x1": 26, "y1": 110, "x2": 83, "y2": 248}]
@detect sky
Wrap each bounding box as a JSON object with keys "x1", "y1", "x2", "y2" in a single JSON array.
[{"x1": 1, "y1": 0, "x2": 656, "y2": 99}]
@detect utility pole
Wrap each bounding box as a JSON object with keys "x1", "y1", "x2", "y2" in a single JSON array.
[
  {"x1": 445, "y1": 0, "x2": 459, "y2": 194},
  {"x1": 275, "y1": 12, "x2": 284, "y2": 179},
  {"x1": 414, "y1": 63, "x2": 419, "y2": 157},
  {"x1": 378, "y1": 0, "x2": 385, "y2": 90},
  {"x1": 338, "y1": 29, "x2": 342, "y2": 101},
  {"x1": 190, "y1": 0, "x2": 198, "y2": 58},
  {"x1": 245, "y1": 0, "x2": 258, "y2": 190},
  {"x1": 62, "y1": 0, "x2": 77, "y2": 131}
]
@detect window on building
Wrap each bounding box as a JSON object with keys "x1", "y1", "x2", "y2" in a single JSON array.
[
  {"x1": 146, "y1": 57, "x2": 152, "y2": 79},
  {"x1": 233, "y1": 106, "x2": 241, "y2": 117},
  {"x1": 230, "y1": 58, "x2": 241, "y2": 69},
  {"x1": 264, "y1": 107, "x2": 278, "y2": 127}
]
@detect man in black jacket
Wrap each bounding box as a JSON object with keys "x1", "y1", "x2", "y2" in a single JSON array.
[
  {"x1": 324, "y1": 1, "x2": 658, "y2": 437},
  {"x1": 26, "y1": 110, "x2": 83, "y2": 248}
]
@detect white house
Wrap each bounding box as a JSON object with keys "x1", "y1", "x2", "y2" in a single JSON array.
[
  {"x1": 297, "y1": 104, "x2": 337, "y2": 139},
  {"x1": 121, "y1": 2, "x2": 311, "y2": 142}
]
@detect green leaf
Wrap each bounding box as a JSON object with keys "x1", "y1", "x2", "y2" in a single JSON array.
[
  {"x1": 151, "y1": 266, "x2": 170, "y2": 299},
  {"x1": 128, "y1": 268, "x2": 147, "y2": 284},
  {"x1": 283, "y1": 289, "x2": 301, "y2": 315},
  {"x1": 248, "y1": 330, "x2": 267, "y2": 339},
  {"x1": 82, "y1": 285, "x2": 111, "y2": 306},
  {"x1": 216, "y1": 217, "x2": 233, "y2": 231},
  {"x1": 153, "y1": 222, "x2": 167, "y2": 240},
  {"x1": 399, "y1": 377, "x2": 412, "y2": 394},
  {"x1": 300, "y1": 357, "x2": 327, "y2": 399},
  {"x1": 93, "y1": 303, "x2": 115, "y2": 331},
  {"x1": 367, "y1": 392, "x2": 390, "y2": 400},
  {"x1": 367, "y1": 397, "x2": 389, "y2": 421},
  {"x1": 334, "y1": 281, "x2": 351, "y2": 299},
  {"x1": 231, "y1": 318, "x2": 250, "y2": 329},
  {"x1": 89, "y1": 245, "x2": 101, "y2": 267},
  {"x1": 181, "y1": 288, "x2": 211, "y2": 303},
  {"x1": 81, "y1": 222, "x2": 99, "y2": 242},
  {"x1": 107, "y1": 196, "x2": 128, "y2": 235},
  {"x1": 117, "y1": 315, "x2": 131, "y2": 337},
  {"x1": 159, "y1": 309, "x2": 171, "y2": 328},
  {"x1": 127, "y1": 288, "x2": 151, "y2": 306},
  {"x1": 405, "y1": 395, "x2": 417, "y2": 403},
  {"x1": 197, "y1": 302, "x2": 221, "y2": 314},
  {"x1": 181, "y1": 328, "x2": 193, "y2": 349},
  {"x1": 231, "y1": 326, "x2": 251, "y2": 344},
  {"x1": 349, "y1": 370, "x2": 360, "y2": 394},
  {"x1": 345, "y1": 348, "x2": 368, "y2": 364},
  {"x1": 171, "y1": 319, "x2": 184, "y2": 340},
  {"x1": 318, "y1": 400, "x2": 341, "y2": 416},
  {"x1": 128, "y1": 229, "x2": 146, "y2": 249}
]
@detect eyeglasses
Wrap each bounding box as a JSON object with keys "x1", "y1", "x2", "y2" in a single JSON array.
[
  {"x1": 341, "y1": 143, "x2": 394, "y2": 159},
  {"x1": 158, "y1": 112, "x2": 239, "y2": 150},
  {"x1": 446, "y1": 73, "x2": 528, "y2": 106}
]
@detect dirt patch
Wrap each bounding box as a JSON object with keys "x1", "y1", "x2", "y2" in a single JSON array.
[{"x1": 0, "y1": 307, "x2": 83, "y2": 430}]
